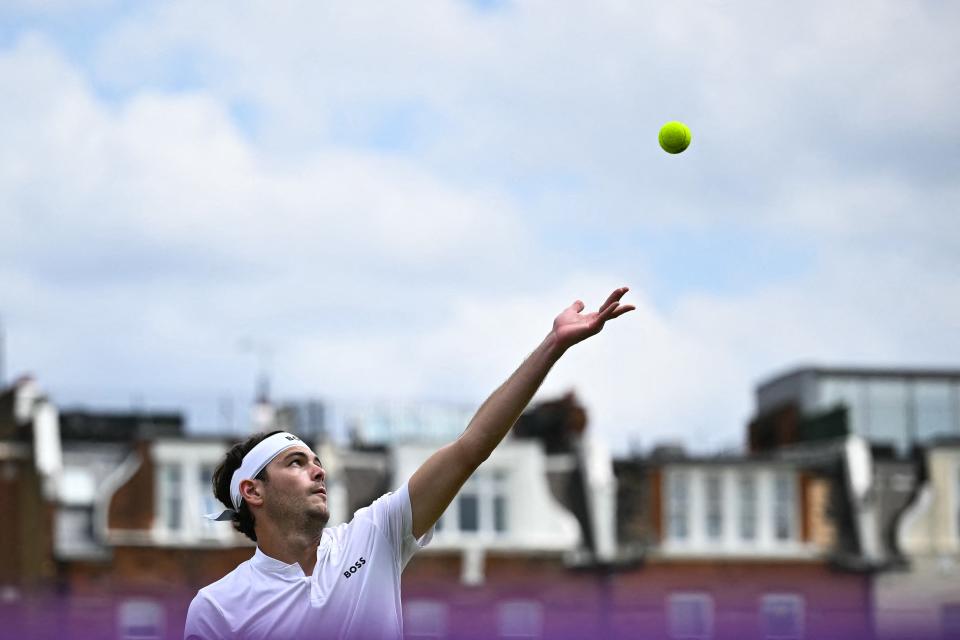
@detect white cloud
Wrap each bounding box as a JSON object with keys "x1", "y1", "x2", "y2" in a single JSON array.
[
  {"x1": 0, "y1": 33, "x2": 531, "y2": 390},
  {"x1": 2, "y1": 0, "x2": 121, "y2": 11},
  {"x1": 2, "y1": 3, "x2": 958, "y2": 456},
  {"x1": 0, "y1": 34, "x2": 530, "y2": 278}
]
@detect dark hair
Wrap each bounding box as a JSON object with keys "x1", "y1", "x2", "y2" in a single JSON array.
[{"x1": 212, "y1": 430, "x2": 283, "y2": 542}]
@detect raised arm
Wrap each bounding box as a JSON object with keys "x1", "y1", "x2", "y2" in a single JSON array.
[{"x1": 408, "y1": 287, "x2": 634, "y2": 538}]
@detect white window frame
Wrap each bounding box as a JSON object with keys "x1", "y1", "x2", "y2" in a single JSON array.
[
  {"x1": 953, "y1": 462, "x2": 960, "y2": 543},
  {"x1": 404, "y1": 599, "x2": 447, "y2": 639},
  {"x1": 667, "y1": 592, "x2": 714, "y2": 640},
  {"x1": 458, "y1": 478, "x2": 481, "y2": 532},
  {"x1": 660, "y1": 465, "x2": 809, "y2": 556},
  {"x1": 759, "y1": 593, "x2": 804, "y2": 640},
  {"x1": 435, "y1": 469, "x2": 510, "y2": 538},
  {"x1": 667, "y1": 470, "x2": 690, "y2": 542},
  {"x1": 116, "y1": 598, "x2": 164, "y2": 640},
  {"x1": 492, "y1": 470, "x2": 508, "y2": 534},
  {"x1": 497, "y1": 599, "x2": 543, "y2": 639},
  {"x1": 773, "y1": 472, "x2": 797, "y2": 542},
  {"x1": 705, "y1": 471, "x2": 724, "y2": 542},
  {"x1": 739, "y1": 472, "x2": 757, "y2": 542},
  {"x1": 152, "y1": 441, "x2": 234, "y2": 545},
  {"x1": 157, "y1": 462, "x2": 183, "y2": 532},
  {"x1": 942, "y1": 603, "x2": 960, "y2": 639},
  {"x1": 197, "y1": 461, "x2": 223, "y2": 540}
]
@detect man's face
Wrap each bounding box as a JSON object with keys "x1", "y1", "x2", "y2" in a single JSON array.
[{"x1": 261, "y1": 445, "x2": 330, "y2": 528}]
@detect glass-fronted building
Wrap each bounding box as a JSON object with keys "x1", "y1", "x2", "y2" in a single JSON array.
[{"x1": 755, "y1": 367, "x2": 960, "y2": 455}]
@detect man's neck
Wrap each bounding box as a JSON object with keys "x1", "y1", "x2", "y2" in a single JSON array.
[{"x1": 256, "y1": 526, "x2": 322, "y2": 576}]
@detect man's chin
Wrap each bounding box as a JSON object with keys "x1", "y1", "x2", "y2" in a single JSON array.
[{"x1": 307, "y1": 506, "x2": 330, "y2": 526}]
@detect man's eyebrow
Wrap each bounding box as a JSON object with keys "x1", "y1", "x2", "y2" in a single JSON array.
[{"x1": 281, "y1": 450, "x2": 322, "y2": 466}]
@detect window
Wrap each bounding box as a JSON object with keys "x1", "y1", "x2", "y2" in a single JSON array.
[
  {"x1": 55, "y1": 506, "x2": 98, "y2": 556},
  {"x1": 888, "y1": 472, "x2": 914, "y2": 493},
  {"x1": 817, "y1": 376, "x2": 864, "y2": 434},
  {"x1": 493, "y1": 471, "x2": 508, "y2": 534},
  {"x1": 404, "y1": 599, "x2": 447, "y2": 640},
  {"x1": 866, "y1": 380, "x2": 909, "y2": 454},
  {"x1": 668, "y1": 471, "x2": 690, "y2": 541},
  {"x1": 458, "y1": 493, "x2": 479, "y2": 532},
  {"x1": 199, "y1": 464, "x2": 220, "y2": 538},
  {"x1": 153, "y1": 443, "x2": 237, "y2": 543},
  {"x1": 498, "y1": 600, "x2": 543, "y2": 639},
  {"x1": 160, "y1": 464, "x2": 183, "y2": 531},
  {"x1": 914, "y1": 381, "x2": 956, "y2": 442},
  {"x1": 773, "y1": 472, "x2": 795, "y2": 541},
  {"x1": 0, "y1": 585, "x2": 20, "y2": 604},
  {"x1": 705, "y1": 472, "x2": 723, "y2": 541},
  {"x1": 440, "y1": 470, "x2": 510, "y2": 536},
  {"x1": 117, "y1": 599, "x2": 164, "y2": 640},
  {"x1": 760, "y1": 594, "x2": 804, "y2": 640},
  {"x1": 739, "y1": 473, "x2": 757, "y2": 541},
  {"x1": 943, "y1": 604, "x2": 960, "y2": 639},
  {"x1": 458, "y1": 474, "x2": 480, "y2": 532},
  {"x1": 956, "y1": 466, "x2": 960, "y2": 540},
  {"x1": 668, "y1": 593, "x2": 713, "y2": 640}
]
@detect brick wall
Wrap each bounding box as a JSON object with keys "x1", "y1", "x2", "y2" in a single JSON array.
[
  {"x1": 402, "y1": 553, "x2": 873, "y2": 640},
  {"x1": 107, "y1": 442, "x2": 154, "y2": 530}
]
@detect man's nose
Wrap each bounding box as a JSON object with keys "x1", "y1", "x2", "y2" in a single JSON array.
[{"x1": 311, "y1": 462, "x2": 325, "y2": 481}]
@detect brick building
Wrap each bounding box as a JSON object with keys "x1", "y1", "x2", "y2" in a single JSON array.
[
  {"x1": 613, "y1": 445, "x2": 876, "y2": 640},
  {"x1": 1, "y1": 379, "x2": 614, "y2": 639},
  {"x1": 3, "y1": 366, "x2": 959, "y2": 639}
]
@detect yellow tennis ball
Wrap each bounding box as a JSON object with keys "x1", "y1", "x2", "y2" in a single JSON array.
[{"x1": 658, "y1": 121, "x2": 692, "y2": 154}]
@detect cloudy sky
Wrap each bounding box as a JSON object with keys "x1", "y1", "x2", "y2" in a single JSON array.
[{"x1": 1, "y1": 0, "x2": 958, "y2": 453}]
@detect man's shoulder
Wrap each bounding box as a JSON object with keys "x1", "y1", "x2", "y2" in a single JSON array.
[
  {"x1": 185, "y1": 561, "x2": 253, "y2": 639},
  {"x1": 350, "y1": 484, "x2": 408, "y2": 522},
  {"x1": 193, "y1": 557, "x2": 254, "y2": 605}
]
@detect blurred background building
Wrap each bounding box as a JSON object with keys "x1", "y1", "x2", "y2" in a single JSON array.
[
  {"x1": 749, "y1": 366, "x2": 960, "y2": 456},
  {"x1": 1, "y1": 365, "x2": 959, "y2": 639}
]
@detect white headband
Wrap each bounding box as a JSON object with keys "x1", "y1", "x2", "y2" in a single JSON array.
[{"x1": 205, "y1": 432, "x2": 304, "y2": 521}]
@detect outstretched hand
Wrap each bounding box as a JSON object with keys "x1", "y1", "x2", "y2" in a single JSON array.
[
  {"x1": 408, "y1": 286, "x2": 635, "y2": 540},
  {"x1": 551, "y1": 286, "x2": 635, "y2": 351}
]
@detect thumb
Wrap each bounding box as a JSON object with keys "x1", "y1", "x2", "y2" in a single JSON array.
[{"x1": 572, "y1": 300, "x2": 585, "y2": 313}]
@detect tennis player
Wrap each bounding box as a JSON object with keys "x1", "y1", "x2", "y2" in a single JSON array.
[{"x1": 184, "y1": 287, "x2": 634, "y2": 639}]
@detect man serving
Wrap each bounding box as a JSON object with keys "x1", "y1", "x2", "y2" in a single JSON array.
[{"x1": 184, "y1": 287, "x2": 634, "y2": 639}]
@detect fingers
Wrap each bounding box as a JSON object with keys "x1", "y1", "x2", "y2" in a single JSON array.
[
  {"x1": 599, "y1": 286, "x2": 629, "y2": 312},
  {"x1": 598, "y1": 302, "x2": 628, "y2": 322},
  {"x1": 609, "y1": 304, "x2": 636, "y2": 319},
  {"x1": 597, "y1": 287, "x2": 631, "y2": 320},
  {"x1": 565, "y1": 288, "x2": 632, "y2": 324}
]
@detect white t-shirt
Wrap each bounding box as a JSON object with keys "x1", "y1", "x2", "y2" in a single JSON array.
[{"x1": 184, "y1": 482, "x2": 433, "y2": 640}]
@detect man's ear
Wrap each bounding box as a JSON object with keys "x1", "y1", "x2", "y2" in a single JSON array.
[{"x1": 240, "y1": 478, "x2": 264, "y2": 507}]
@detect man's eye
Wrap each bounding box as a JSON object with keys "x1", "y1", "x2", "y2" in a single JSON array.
[{"x1": 290, "y1": 459, "x2": 302, "y2": 466}]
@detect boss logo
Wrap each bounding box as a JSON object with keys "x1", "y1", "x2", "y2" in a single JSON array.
[{"x1": 342, "y1": 557, "x2": 366, "y2": 579}]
